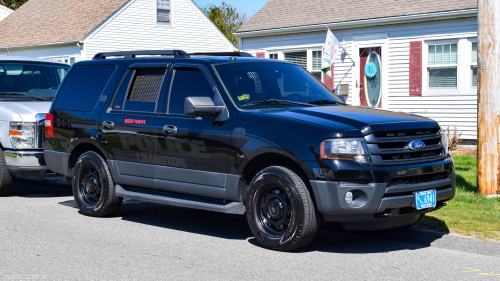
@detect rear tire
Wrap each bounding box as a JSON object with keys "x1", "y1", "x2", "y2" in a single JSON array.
[
  {"x1": 72, "y1": 151, "x2": 122, "y2": 217},
  {"x1": 0, "y1": 148, "x2": 12, "y2": 196},
  {"x1": 246, "y1": 166, "x2": 318, "y2": 251}
]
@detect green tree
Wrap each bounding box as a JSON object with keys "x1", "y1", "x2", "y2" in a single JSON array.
[
  {"x1": 0, "y1": 0, "x2": 29, "y2": 10},
  {"x1": 202, "y1": 2, "x2": 248, "y2": 49}
]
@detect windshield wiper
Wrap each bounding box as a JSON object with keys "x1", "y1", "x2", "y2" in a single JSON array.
[
  {"x1": 241, "y1": 99, "x2": 315, "y2": 108},
  {"x1": 0, "y1": 92, "x2": 47, "y2": 101},
  {"x1": 307, "y1": 99, "x2": 341, "y2": 105}
]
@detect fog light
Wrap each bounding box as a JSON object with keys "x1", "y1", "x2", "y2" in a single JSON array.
[{"x1": 345, "y1": 192, "x2": 353, "y2": 205}]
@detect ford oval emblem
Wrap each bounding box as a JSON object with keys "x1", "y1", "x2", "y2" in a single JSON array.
[{"x1": 407, "y1": 140, "x2": 425, "y2": 151}]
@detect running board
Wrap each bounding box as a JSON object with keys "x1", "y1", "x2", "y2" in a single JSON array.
[{"x1": 115, "y1": 184, "x2": 245, "y2": 214}]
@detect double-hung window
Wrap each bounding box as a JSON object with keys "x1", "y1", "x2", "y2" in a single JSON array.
[
  {"x1": 471, "y1": 42, "x2": 478, "y2": 87},
  {"x1": 284, "y1": 51, "x2": 307, "y2": 68},
  {"x1": 428, "y1": 43, "x2": 458, "y2": 88},
  {"x1": 269, "y1": 53, "x2": 278, "y2": 60},
  {"x1": 157, "y1": 0, "x2": 171, "y2": 24},
  {"x1": 311, "y1": 50, "x2": 322, "y2": 81}
]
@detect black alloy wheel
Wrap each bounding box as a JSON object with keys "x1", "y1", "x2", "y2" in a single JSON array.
[
  {"x1": 72, "y1": 151, "x2": 122, "y2": 217},
  {"x1": 258, "y1": 186, "x2": 292, "y2": 233},
  {"x1": 246, "y1": 166, "x2": 318, "y2": 252}
]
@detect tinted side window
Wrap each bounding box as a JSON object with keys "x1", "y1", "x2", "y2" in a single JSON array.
[
  {"x1": 123, "y1": 68, "x2": 166, "y2": 112},
  {"x1": 112, "y1": 70, "x2": 134, "y2": 110},
  {"x1": 53, "y1": 65, "x2": 116, "y2": 112},
  {"x1": 168, "y1": 68, "x2": 213, "y2": 114}
]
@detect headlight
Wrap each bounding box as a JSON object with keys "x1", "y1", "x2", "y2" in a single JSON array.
[
  {"x1": 320, "y1": 138, "x2": 371, "y2": 164},
  {"x1": 10, "y1": 122, "x2": 36, "y2": 149},
  {"x1": 440, "y1": 129, "x2": 449, "y2": 156}
]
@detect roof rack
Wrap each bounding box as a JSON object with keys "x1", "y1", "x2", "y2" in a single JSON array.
[
  {"x1": 189, "y1": 52, "x2": 254, "y2": 57},
  {"x1": 93, "y1": 50, "x2": 190, "y2": 60}
]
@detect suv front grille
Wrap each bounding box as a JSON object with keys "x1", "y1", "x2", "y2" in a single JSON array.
[
  {"x1": 366, "y1": 128, "x2": 444, "y2": 166},
  {"x1": 387, "y1": 171, "x2": 449, "y2": 187}
]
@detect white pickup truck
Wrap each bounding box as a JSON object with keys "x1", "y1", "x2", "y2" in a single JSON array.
[{"x1": 0, "y1": 56, "x2": 70, "y2": 195}]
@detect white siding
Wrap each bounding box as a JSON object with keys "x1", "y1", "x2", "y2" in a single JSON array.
[
  {"x1": 0, "y1": 44, "x2": 82, "y2": 64},
  {"x1": 0, "y1": 5, "x2": 13, "y2": 22},
  {"x1": 240, "y1": 17, "x2": 478, "y2": 140},
  {"x1": 84, "y1": 0, "x2": 235, "y2": 59}
]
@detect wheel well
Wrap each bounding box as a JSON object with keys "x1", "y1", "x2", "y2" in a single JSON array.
[
  {"x1": 68, "y1": 144, "x2": 106, "y2": 176},
  {"x1": 241, "y1": 153, "x2": 312, "y2": 201}
]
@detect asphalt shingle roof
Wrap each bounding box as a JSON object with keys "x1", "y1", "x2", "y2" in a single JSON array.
[
  {"x1": 237, "y1": 0, "x2": 477, "y2": 33},
  {"x1": 0, "y1": 0, "x2": 129, "y2": 48}
]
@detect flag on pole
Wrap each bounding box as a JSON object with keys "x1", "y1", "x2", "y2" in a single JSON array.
[{"x1": 321, "y1": 29, "x2": 342, "y2": 78}]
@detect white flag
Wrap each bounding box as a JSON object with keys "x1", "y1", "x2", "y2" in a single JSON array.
[{"x1": 321, "y1": 29, "x2": 342, "y2": 78}]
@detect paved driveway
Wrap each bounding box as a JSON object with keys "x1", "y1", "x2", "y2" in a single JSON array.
[{"x1": 1, "y1": 177, "x2": 499, "y2": 280}]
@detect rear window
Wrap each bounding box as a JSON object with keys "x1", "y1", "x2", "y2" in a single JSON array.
[{"x1": 53, "y1": 65, "x2": 116, "y2": 112}]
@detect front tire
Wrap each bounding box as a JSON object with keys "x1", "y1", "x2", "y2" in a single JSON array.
[
  {"x1": 246, "y1": 166, "x2": 318, "y2": 251},
  {"x1": 72, "y1": 151, "x2": 122, "y2": 217},
  {"x1": 0, "y1": 148, "x2": 12, "y2": 196}
]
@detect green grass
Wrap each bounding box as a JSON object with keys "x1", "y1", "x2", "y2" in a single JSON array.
[{"x1": 417, "y1": 153, "x2": 500, "y2": 241}]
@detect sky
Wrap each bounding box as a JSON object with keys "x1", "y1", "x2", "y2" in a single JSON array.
[{"x1": 193, "y1": 0, "x2": 268, "y2": 17}]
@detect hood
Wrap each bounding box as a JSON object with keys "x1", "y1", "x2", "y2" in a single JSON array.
[
  {"x1": 263, "y1": 105, "x2": 439, "y2": 137},
  {"x1": 0, "y1": 101, "x2": 51, "y2": 122}
]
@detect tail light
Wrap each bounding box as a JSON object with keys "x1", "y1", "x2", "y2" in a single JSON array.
[{"x1": 45, "y1": 113, "x2": 55, "y2": 138}]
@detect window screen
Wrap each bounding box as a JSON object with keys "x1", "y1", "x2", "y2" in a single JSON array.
[
  {"x1": 157, "y1": 0, "x2": 170, "y2": 23},
  {"x1": 428, "y1": 44, "x2": 458, "y2": 88},
  {"x1": 123, "y1": 68, "x2": 165, "y2": 112},
  {"x1": 168, "y1": 68, "x2": 213, "y2": 114},
  {"x1": 284, "y1": 51, "x2": 307, "y2": 68},
  {"x1": 53, "y1": 65, "x2": 116, "y2": 112}
]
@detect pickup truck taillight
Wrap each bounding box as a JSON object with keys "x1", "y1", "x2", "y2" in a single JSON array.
[{"x1": 45, "y1": 114, "x2": 55, "y2": 138}]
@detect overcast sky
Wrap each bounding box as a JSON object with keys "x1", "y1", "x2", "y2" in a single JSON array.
[{"x1": 193, "y1": 0, "x2": 268, "y2": 16}]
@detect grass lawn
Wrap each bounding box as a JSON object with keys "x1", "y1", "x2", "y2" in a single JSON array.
[{"x1": 417, "y1": 152, "x2": 500, "y2": 241}]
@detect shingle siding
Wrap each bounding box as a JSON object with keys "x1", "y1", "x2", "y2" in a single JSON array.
[{"x1": 238, "y1": 0, "x2": 477, "y2": 33}]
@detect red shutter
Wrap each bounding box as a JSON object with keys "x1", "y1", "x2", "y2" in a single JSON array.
[
  {"x1": 409, "y1": 41, "x2": 422, "y2": 96},
  {"x1": 322, "y1": 64, "x2": 334, "y2": 90},
  {"x1": 256, "y1": 52, "x2": 265, "y2": 58}
]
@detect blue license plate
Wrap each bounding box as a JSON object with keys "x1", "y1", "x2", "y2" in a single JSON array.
[{"x1": 414, "y1": 190, "x2": 436, "y2": 210}]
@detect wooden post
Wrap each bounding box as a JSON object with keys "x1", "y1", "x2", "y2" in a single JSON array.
[{"x1": 477, "y1": 0, "x2": 500, "y2": 195}]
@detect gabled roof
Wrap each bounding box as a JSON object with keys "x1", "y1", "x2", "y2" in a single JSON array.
[
  {"x1": 237, "y1": 0, "x2": 477, "y2": 33},
  {"x1": 0, "y1": 0, "x2": 129, "y2": 48}
]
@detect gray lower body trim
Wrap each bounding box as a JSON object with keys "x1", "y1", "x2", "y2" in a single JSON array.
[
  {"x1": 107, "y1": 160, "x2": 242, "y2": 201},
  {"x1": 43, "y1": 150, "x2": 70, "y2": 176},
  {"x1": 115, "y1": 184, "x2": 244, "y2": 214}
]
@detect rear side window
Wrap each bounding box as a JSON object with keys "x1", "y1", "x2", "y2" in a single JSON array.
[
  {"x1": 53, "y1": 65, "x2": 116, "y2": 112},
  {"x1": 168, "y1": 68, "x2": 213, "y2": 114},
  {"x1": 113, "y1": 68, "x2": 166, "y2": 112}
]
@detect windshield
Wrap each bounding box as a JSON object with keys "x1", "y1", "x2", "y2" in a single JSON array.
[
  {"x1": 215, "y1": 62, "x2": 342, "y2": 108},
  {"x1": 0, "y1": 61, "x2": 70, "y2": 100}
]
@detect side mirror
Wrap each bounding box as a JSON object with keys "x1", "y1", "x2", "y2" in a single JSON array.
[
  {"x1": 185, "y1": 97, "x2": 225, "y2": 117},
  {"x1": 336, "y1": 95, "x2": 346, "y2": 104}
]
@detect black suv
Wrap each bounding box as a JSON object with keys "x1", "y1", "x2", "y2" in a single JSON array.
[{"x1": 44, "y1": 50, "x2": 455, "y2": 251}]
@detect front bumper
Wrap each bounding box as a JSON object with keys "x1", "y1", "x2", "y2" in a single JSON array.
[
  {"x1": 4, "y1": 150, "x2": 55, "y2": 177},
  {"x1": 308, "y1": 157, "x2": 456, "y2": 230}
]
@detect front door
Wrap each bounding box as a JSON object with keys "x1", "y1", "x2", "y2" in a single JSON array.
[
  {"x1": 359, "y1": 47, "x2": 382, "y2": 108},
  {"x1": 154, "y1": 65, "x2": 232, "y2": 199}
]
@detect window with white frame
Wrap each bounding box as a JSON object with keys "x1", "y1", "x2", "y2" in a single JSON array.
[
  {"x1": 157, "y1": 0, "x2": 171, "y2": 24},
  {"x1": 471, "y1": 42, "x2": 477, "y2": 87},
  {"x1": 428, "y1": 43, "x2": 458, "y2": 88},
  {"x1": 284, "y1": 51, "x2": 307, "y2": 68},
  {"x1": 269, "y1": 53, "x2": 278, "y2": 60},
  {"x1": 311, "y1": 50, "x2": 322, "y2": 81}
]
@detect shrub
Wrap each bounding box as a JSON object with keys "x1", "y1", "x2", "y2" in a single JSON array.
[{"x1": 442, "y1": 126, "x2": 462, "y2": 151}]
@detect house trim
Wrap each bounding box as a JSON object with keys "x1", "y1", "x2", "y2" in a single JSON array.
[
  {"x1": 0, "y1": 40, "x2": 81, "y2": 50},
  {"x1": 235, "y1": 9, "x2": 477, "y2": 38}
]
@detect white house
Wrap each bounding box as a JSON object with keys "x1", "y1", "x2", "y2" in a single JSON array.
[
  {"x1": 0, "y1": 0, "x2": 235, "y2": 64},
  {"x1": 0, "y1": 5, "x2": 13, "y2": 21},
  {"x1": 235, "y1": 0, "x2": 478, "y2": 143}
]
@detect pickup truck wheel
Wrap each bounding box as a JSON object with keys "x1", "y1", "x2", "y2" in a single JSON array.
[
  {"x1": 72, "y1": 152, "x2": 122, "y2": 217},
  {"x1": 0, "y1": 148, "x2": 12, "y2": 196},
  {"x1": 246, "y1": 166, "x2": 318, "y2": 251}
]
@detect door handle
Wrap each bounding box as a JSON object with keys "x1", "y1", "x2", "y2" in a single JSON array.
[
  {"x1": 102, "y1": 120, "x2": 114, "y2": 130},
  {"x1": 163, "y1": 125, "x2": 177, "y2": 135}
]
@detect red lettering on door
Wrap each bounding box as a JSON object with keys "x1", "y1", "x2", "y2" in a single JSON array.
[
  {"x1": 125, "y1": 119, "x2": 134, "y2": 124},
  {"x1": 134, "y1": 120, "x2": 146, "y2": 124}
]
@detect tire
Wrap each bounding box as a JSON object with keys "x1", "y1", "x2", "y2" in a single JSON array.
[
  {"x1": 72, "y1": 151, "x2": 122, "y2": 217},
  {"x1": 245, "y1": 166, "x2": 318, "y2": 251},
  {"x1": 0, "y1": 148, "x2": 12, "y2": 196}
]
